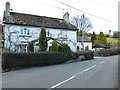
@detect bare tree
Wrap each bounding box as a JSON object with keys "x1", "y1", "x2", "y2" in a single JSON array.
[{"x1": 71, "y1": 14, "x2": 93, "y2": 34}]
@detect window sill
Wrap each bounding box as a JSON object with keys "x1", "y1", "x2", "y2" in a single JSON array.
[{"x1": 19, "y1": 34, "x2": 32, "y2": 37}]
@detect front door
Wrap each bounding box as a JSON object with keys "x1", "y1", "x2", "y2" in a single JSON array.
[{"x1": 19, "y1": 45, "x2": 28, "y2": 53}]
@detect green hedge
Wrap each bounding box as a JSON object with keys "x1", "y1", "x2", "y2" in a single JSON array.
[{"x1": 2, "y1": 52, "x2": 68, "y2": 72}]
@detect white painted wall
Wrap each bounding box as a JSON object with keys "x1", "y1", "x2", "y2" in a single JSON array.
[
  {"x1": 77, "y1": 42, "x2": 92, "y2": 51},
  {"x1": 3, "y1": 24, "x2": 77, "y2": 52}
]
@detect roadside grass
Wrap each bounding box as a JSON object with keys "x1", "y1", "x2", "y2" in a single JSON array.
[
  {"x1": 89, "y1": 37, "x2": 120, "y2": 43},
  {"x1": 107, "y1": 38, "x2": 120, "y2": 43}
]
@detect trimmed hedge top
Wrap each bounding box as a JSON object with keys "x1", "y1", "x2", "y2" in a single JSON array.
[
  {"x1": 2, "y1": 50, "x2": 95, "y2": 72},
  {"x1": 2, "y1": 52, "x2": 68, "y2": 72}
]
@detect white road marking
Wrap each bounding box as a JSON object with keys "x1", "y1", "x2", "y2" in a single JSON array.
[
  {"x1": 74, "y1": 65, "x2": 96, "y2": 76},
  {"x1": 81, "y1": 65, "x2": 96, "y2": 73},
  {"x1": 48, "y1": 65, "x2": 97, "y2": 90},
  {"x1": 100, "y1": 61, "x2": 106, "y2": 64},
  {"x1": 74, "y1": 72, "x2": 81, "y2": 76},
  {"x1": 48, "y1": 76, "x2": 75, "y2": 90}
]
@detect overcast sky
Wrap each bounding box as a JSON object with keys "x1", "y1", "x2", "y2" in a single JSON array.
[{"x1": 0, "y1": 0, "x2": 119, "y2": 34}]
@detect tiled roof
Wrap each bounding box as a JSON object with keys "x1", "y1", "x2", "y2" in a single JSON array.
[
  {"x1": 4, "y1": 12, "x2": 77, "y2": 30},
  {"x1": 77, "y1": 36, "x2": 91, "y2": 42}
]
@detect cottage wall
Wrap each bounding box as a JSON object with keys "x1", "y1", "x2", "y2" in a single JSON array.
[
  {"x1": 3, "y1": 24, "x2": 77, "y2": 52},
  {"x1": 77, "y1": 42, "x2": 92, "y2": 51}
]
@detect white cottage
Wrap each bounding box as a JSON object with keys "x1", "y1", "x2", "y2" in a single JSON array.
[
  {"x1": 3, "y1": 2, "x2": 78, "y2": 52},
  {"x1": 77, "y1": 36, "x2": 92, "y2": 51}
]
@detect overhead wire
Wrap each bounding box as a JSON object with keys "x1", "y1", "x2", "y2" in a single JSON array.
[{"x1": 55, "y1": 0, "x2": 118, "y2": 25}]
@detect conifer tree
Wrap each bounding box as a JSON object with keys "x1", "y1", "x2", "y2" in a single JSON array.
[
  {"x1": 39, "y1": 23, "x2": 48, "y2": 51},
  {"x1": 91, "y1": 31, "x2": 97, "y2": 45}
]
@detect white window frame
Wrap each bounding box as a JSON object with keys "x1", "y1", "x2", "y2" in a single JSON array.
[{"x1": 20, "y1": 27, "x2": 31, "y2": 36}]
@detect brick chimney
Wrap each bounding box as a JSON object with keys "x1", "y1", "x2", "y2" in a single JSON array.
[{"x1": 63, "y1": 12, "x2": 69, "y2": 23}]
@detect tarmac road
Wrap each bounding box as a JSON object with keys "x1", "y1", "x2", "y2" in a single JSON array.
[{"x1": 2, "y1": 55, "x2": 118, "y2": 89}]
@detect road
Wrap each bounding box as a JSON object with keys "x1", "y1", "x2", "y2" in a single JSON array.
[{"x1": 2, "y1": 55, "x2": 118, "y2": 89}]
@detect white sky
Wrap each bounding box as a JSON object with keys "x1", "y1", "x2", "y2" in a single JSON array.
[{"x1": 0, "y1": 0, "x2": 119, "y2": 34}]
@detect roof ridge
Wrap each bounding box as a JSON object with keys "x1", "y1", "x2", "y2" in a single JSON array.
[{"x1": 10, "y1": 12, "x2": 63, "y2": 20}]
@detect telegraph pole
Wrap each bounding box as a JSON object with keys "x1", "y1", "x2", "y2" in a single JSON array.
[{"x1": 81, "y1": 14, "x2": 84, "y2": 50}]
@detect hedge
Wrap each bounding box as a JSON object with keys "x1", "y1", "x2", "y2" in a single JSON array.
[
  {"x1": 2, "y1": 52, "x2": 68, "y2": 72},
  {"x1": 71, "y1": 50, "x2": 94, "y2": 61},
  {"x1": 2, "y1": 50, "x2": 95, "y2": 72},
  {"x1": 83, "y1": 50, "x2": 94, "y2": 60},
  {"x1": 97, "y1": 47, "x2": 120, "y2": 57}
]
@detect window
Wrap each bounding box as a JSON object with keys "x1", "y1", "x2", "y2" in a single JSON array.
[
  {"x1": 21, "y1": 29, "x2": 23, "y2": 34},
  {"x1": 24, "y1": 28, "x2": 27, "y2": 35},
  {"x1": 61, "y1": 31, "x2": 67, "y2": 37},
  {"x1": 27, "y1": 29, "x2": 30, "y2": 35},
  {"x1": 47, "y1": 31, "x2": 50, "y2": 36},
  {"x1": 20, "y1": 28, "x2": 30, "y2": 35}
]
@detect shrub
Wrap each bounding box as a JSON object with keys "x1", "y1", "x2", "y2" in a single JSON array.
[
  {"x1": 71, "y1": 52, "x2": 82, "y2": 60},
  {"x1": 51, "y1": 40, "x2": 59, "y2": 51},
  {"x1": 83, "y1": 51, "x2": 94, "y2": 60},
  {"x1": 96, "y1": 32, "x2": 107, "y2": 45},
  {"x1": 97, "y1": 47, "x2": 120, "y2": 57},
  {"x1": 58, "y1": 44, "x2": 71, "y2": 53},
  {"x1": 98, "y1": 49, "x2": 109, "y2": 56},
  {"x1": 71, "y1": 50, "x2": 94, "y2": 61},
  {"x1": 58, "y1": 44, "x2": 71, "y2": 60},
  {"x1": 2, "y1": 48, "x2": 9, "y2": 53},
  {"x1": 85, "y1": 45, "x2": 89, "y2": 51},
  {"x1": 87, "y1": 50, "x2": 94, "y2": 59},
  {"x1": 106, "y1": 34, "x2": 110, "y2": 37},
  {"x1": 2, "y1": 52, "x2": 68, "y2": 72}
]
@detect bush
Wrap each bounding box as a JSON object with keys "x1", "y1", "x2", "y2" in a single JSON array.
[
  {"x1": 51, "y1": 40, "x2": 59, "y2": 51},
  {"x1": 71, "y1": 50, "x2": 94, "y2": 61},
  {"x1": 85, "y1": 45, "x2": 89, "y2": 51},
  {"x1": 2, "y1": 52, "x2": 68, "y2": 72},
  {"x1": 97, "y1": 47, "x2": 120, "y2": 57},
  {"x1": 83, "y1": 51, "x2": 94, "y2": 60},
  {"x1": 58, "y1": 44, "x2": 71, "y2": 60},
  {"x1": 106, "y1": 34, "x2": 110, "y2": 37},
  {"x1": 58, "y1": 44, "x2": 71, "y2": 52},
  {"x1": 71, "y1": 52, "x2": 82, "y2": 60}
]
